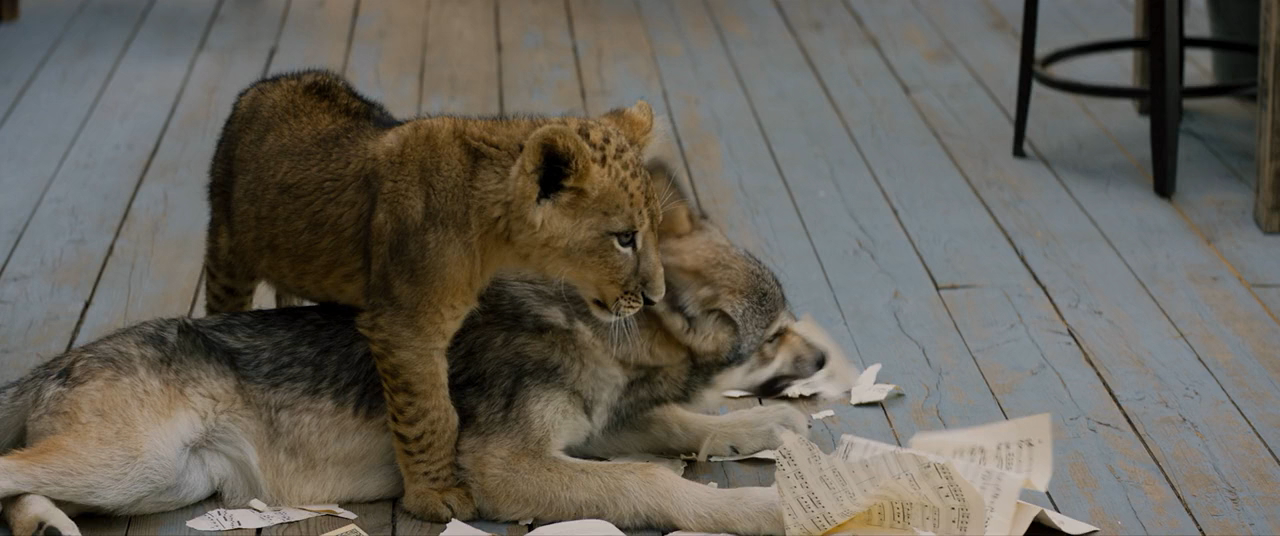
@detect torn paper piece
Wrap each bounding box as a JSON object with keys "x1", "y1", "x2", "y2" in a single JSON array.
[
  {"x1": 613, "y1": 454, "x2": 687, "y2": 476},
  {"x1": 776, "y1": 431, "x2": 985, "y2": 536},
  {"x1": 1008, "y1": 501, "x2": 1099, "y2": 535},
  {"x1": 321, "y1": 524, "x2": 369, "y2": 536},
  {"x1": 722, "y1": 389, "x2": 755, "y2": 398},
  {"x1": 780, "y1": 315, "x2": 856, "y2": 400},
  {"x1": 186, "y1": 501, "x2": 358, "y2": 531},
  {"x1": 296, "y1": 505, "x2": 357, "y2": 519},
  {"x1": 711, "y1": 449, "x2": 775, "y2": 462},
  {"x1": 518, "y1": 518, "x2": 534, "y2": 526},
  {"x1": 908, "y1": 413, "x2": 1053, "y2": 492},
  {"x1": 249, "y1": 500, "x2": 357, "y2": 520},
  {"x1": 439, "y1": 519, "x2": 494, "y2": 536},
  {"x1": 682, "y1": 450, "x2": 776, "y2": 462},
  {"x1": 848, "y1": 363, "x2": 903, "y2": 405},
  {"x1": 707, "y1": 481, "x2": 719, "y2": 488},
  {"x1": 526, "y1": 519, "x2": 626, "y2": 536},
  {"x1": 811, "y1": 409, "x2": 836, "y2": 420}
]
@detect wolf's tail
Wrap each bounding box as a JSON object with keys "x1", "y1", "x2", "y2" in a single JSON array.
[{"x1": 0, "y1": 379, "x2": 32, "y2": 453}]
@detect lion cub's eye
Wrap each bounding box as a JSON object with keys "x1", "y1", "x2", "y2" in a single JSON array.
[
  {"x1": 766, "y1": 331, "x2": 783, "y2": 344},
  {"x1": 615, "y1": 231, "x2": 637, "y2": 249}
]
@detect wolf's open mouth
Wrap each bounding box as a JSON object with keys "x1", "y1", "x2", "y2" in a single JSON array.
[{"x1": 754, "y1": 375, "x2": 802, "y2": 398}]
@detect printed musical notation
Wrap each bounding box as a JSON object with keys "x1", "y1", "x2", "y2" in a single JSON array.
[{"x1": 774, "y1": 414, "x2": 1097, "y2": 536}]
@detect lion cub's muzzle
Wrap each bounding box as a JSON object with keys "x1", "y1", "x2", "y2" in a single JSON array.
[{"x1": 591, "y1": 284, "x2": 664, "y2": 322}]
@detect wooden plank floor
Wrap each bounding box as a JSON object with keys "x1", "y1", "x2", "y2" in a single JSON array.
[{"x1": 1, "y1": 0, "x2": 1278, "y2": 534}]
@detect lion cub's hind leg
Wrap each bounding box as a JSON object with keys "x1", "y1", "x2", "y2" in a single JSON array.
[
  {"x1": 2, "y1": 494, "x2": 80, "y2": 536},
  {"x1": 203, "y1": 226, "x2": 258, "y2": 315}
]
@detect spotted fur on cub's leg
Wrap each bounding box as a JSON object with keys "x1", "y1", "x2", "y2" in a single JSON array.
[{"x1": 202, "y1": 233, "x2": 255, "y2": 315}]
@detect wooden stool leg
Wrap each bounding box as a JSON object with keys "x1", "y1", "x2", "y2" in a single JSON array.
[
  {"x1": 1258, "y1": 0, "x2": 1280, "y2": 232},
  {"x1": 0, "y1": 0, "x2": 18, "y2": 22},
  {"x1": 1013, "y1": 0, "x2": 1039, "y2": 157},
  {"x1": 1133, "y1": 0, "x2": 1149, "y2": 114},
  {"x1": 1149, "y1": 0, "x2": 1182, "y2": 198}
]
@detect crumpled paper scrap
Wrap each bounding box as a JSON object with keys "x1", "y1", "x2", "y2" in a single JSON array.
[
  {"x1": 321, "y1": 523, "x2": 369, "y2": 536},
  {"x1": 528, "y1": 519, "x2": 628, "y2": 535},
  {"x1": 440, "y1": 519, "x2": 495, "y2": 536},
  {"x1": 848, "y1": 363, "x2": 903, "y2": 405},
  {"x1": 185, "y1": 499, "x2": 357, "y2": 531},
  {"x1": 443, "y1": 519, "x2": 626, "y2": 536},
  {"x1": 811, "y1": 409, "x2": 836, "y2": 420}
]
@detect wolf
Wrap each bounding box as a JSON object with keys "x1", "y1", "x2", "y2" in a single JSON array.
[{"x1": 0, "y1": 166, "x2": 831, "y2": 535}]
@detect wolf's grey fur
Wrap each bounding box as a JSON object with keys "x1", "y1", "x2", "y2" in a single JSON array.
[{"x1": 0, "y1": 172, "x2": 829, "y2": 535}]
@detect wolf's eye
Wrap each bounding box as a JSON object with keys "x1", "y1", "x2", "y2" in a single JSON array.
[{"x1": 615, "y1": 231, "x2": 637, "y2": 249}]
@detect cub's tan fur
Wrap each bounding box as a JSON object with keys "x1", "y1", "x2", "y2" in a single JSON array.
[{"x1": 204, "y1": 70, "x2": 665, "y2": 520}]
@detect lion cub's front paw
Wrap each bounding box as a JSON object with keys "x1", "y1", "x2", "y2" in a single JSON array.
[
  {"x1": 401, "y1": 486, "x2": 477, "y2": 522},
  {"x1": 705, "y1": 404, "x2": 809, "y2": 456}
]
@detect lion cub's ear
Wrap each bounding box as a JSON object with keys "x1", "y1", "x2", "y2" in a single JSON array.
[
  {"x1": 521, "y1": 124, "x2": 593, "y2": 202},
  {"x1": 647, "y1": 158, "x2": 697, "y2": 239},
  {"x1": 601, "y1": 100, "x2": 655, "y2": 148}
]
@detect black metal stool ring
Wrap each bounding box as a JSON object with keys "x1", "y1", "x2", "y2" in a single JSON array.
[{"x1": 1032, "y1": 37, "x2": 1257, "y2": 99}]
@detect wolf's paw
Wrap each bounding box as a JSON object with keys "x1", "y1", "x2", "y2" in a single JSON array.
[
  {"x1": 4, "y1": 495, "x2": 80, "y2": 536},
  {"x1": 704, "y1": 404, "x2": 808, "y2": 456},
  {"x1": 401, "y1": 486, "x2": 477, "y2": 522}
]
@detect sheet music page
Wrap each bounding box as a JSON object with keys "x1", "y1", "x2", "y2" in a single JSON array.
[
  {"x1": 837, "y1": 436, "x2": 1021, "y2": 535},
  {"x1": 776, "y1": 432, "x2": 984, "y2": 536},
  {"x1": 907, "y1": 413, "x2": 1054, "y2": 492}
]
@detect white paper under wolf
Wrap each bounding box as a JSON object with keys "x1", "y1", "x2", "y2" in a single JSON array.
[
  {"x1": 186, "y1": 499, "x2": 357, "y2": 531},
  {"x1": 774, "y1": 414, "x2": 1099, "y2": 536}
]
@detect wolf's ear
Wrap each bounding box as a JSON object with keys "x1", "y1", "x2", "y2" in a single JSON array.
[
  {"x1": 601, "y1": 100, "x2": 655, "y2": 148},
  {"x1": 647, "y1": 158, "x2": 699, "y2": 238},
  {"x1": 520, "y1": 125, "x2": 593, "y2": 202}
]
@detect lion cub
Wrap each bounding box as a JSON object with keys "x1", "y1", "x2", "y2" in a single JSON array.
[{"x1": 203, "y1": 70, "x2": 665, "y2": 521}]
